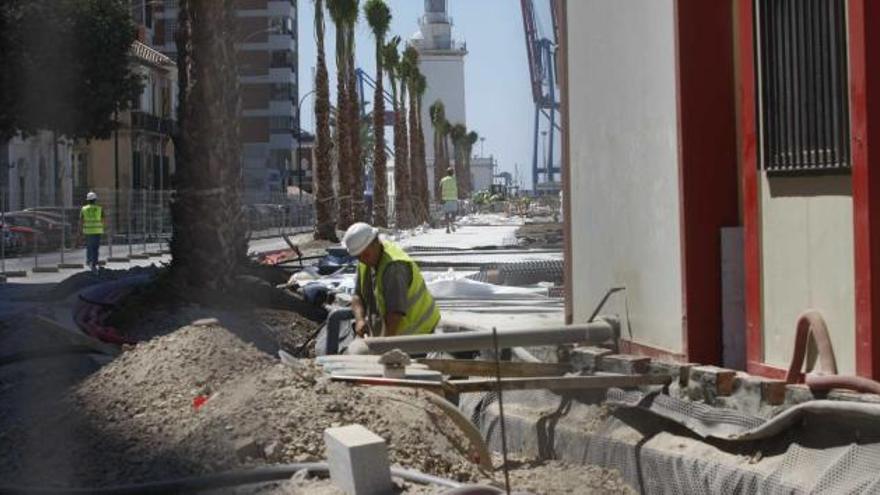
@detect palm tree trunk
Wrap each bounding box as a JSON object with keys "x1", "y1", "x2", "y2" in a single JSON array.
[
  {"x1": 371, "y1": 42, "x2": 387, "y2": 227},
  {"x1": 395, "y1": 84, "x2": 411, "y2": 228},
  {"x1": 415, "y1": 98, "x2": 430, "y2": 221},
  {"x1": 170, "y1": 0, "x2": 247, "y2": 291},
  {"x1": 407, "y1": 86, "x2": 423, "y2": 222},
  {"x1": 432, "y1": 130, "x2": 441, "y2": 200},
  {"x1": 463, "y1": 144, "x2": 472, "y2": 197},
  {"x1": 346, "y1": 23, "x2": 363, "y2": 223},
  {"x1": 314, "y1": 0, "x2": 337, "y2": 240},
  {"x1": 335, "y1": 23, "x2": 352, "y2": 230},
  {"x1": 453, "y1": 142, "x2": 464, "y2": 199}
]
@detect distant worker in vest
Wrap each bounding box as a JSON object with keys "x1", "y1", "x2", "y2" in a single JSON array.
[
  {"x1": 439, "y1": 167, "x2": 458, "y2": 233},
  {"x1": 343, "y1": 222, "x2": 440, "y2": 338},
  {"x1": 80, "y1": 191, "x2": 105, "y2": 272}
]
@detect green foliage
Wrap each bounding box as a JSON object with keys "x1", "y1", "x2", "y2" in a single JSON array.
[
  {"x1": 0, "y1": 0, "x2": 141, "y2": 141},
  {"x1": 364, "y1": 0, "x2": 391, "y2": 39}
]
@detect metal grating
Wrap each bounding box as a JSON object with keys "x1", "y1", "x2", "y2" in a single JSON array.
[{"x1": 755, "y1": 0, "x2": 850, "y2": 174}]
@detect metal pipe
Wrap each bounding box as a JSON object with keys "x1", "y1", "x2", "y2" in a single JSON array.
[{"x1": 365, "y1": 321, "x2": 617, "y2": 354}]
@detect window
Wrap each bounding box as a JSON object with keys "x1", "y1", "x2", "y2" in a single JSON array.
[
  {"x1": 270, "y1": 16, "x2": 294, "y2": 35},
  {"x1": 270, "y1": 83, "x2": 295, "y2": 100},
  {"x1": 755, "y1": 0, "x2": 850, "y2": 174},
  {"x1": 270, "y1": 50, "x2": 294, "y2": 69},
  {"x1": 269, "y1": 116, "x2": 294, "y2": 132}
]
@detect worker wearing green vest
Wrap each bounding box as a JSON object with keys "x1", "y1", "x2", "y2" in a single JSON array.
[
  {"x1": 439, "y1": 167, "x2": 458, "y2": 233},
  {"x1": 80, "y1": 191, "x2": 105, "y2": 272},
  {"x1": 343, "y1": 222, "x2": 440, "y2": 338}
]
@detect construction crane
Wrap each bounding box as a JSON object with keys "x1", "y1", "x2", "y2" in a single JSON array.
[{"x1": 520, "y1": 0, "x2": 561, "y2": 194}]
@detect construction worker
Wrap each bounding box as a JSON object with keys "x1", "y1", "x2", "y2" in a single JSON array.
[
  {"x1": 343, "y1": 222, "x2": 440, "y2": 338},
  {"x1": 80, "y1": 191, "x2": 105, "y2": 272},
  {"x1": 439, "y1": 167, "x2": 458, "y2": 233}
]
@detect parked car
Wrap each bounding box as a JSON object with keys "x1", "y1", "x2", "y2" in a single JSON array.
[
  {"x1": 1, "y1": 211, "x2": 72, "y2": 251},
  {"x1": 0, "y1": 222, "x2": 26, "y2": 255}
]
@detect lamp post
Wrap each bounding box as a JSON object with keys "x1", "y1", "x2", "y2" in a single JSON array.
[{"x1": 480, "y1": 136, "x2": 486, "y2": 158}]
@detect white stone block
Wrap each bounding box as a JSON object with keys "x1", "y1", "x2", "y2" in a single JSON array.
[{"x1": 324, "y1": 424, "x2": 392, "y2": 495}]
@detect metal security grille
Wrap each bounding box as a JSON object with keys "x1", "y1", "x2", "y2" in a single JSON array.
[{"x1": 755, "y1": 0, "x2": 850, "y2": 174}]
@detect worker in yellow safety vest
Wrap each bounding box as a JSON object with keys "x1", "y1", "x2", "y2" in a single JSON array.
[
  {"x1": 439, "y1": 167, "x2": 458, "y2": 233},
  {"x1": 80, "y1": 191, "x2": 105, "y2": 272},
  {"x1": 343, "y1": 222, "x2": 440, "y2": 338}
]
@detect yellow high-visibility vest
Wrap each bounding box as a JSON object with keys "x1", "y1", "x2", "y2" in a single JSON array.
[
  {"x1": 440, "y1": 176, "x2": 458, "y2": 201},
  {"x1": 357, "y1": 240, "x2": 440, "y2": 335},
  {"x1": 81, "y1": 204, "x2": 104, "y2": 235}
]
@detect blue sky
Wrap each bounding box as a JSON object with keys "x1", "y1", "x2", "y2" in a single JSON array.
[{"x1": 297, "y1": 0, "x2": 545, "y2": 188}]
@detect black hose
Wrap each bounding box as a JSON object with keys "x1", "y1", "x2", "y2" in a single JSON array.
[{"x1": 0, "y1": 463, "x2": 464, "y2": 495}]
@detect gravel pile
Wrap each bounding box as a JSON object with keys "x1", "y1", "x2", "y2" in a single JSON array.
[{"x1": 0, "y1": 323, "x2": 483, "y2": 489}]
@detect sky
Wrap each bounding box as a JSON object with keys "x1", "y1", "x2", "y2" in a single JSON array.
[{"x1": 297, "y1": 0, "x2": 549, "y2": 188}]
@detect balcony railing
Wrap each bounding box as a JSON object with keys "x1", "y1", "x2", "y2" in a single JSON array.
[{"x1": 131, "y1": 111, "x2": 177, "y2": 135}]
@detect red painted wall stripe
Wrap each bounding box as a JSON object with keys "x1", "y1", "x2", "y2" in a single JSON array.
[
  {"x1": 674, "y1": 0, "x2": 740, "y2": 365},
  {"x1": 849, "y1": 0, "x2": 880, "y2": 379},
  {"x1": 734, "y1": 0, "x2": 764, "y2": 371}
]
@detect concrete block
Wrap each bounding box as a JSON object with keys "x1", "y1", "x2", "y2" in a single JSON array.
[
  {"x1": 785, "y1": 384, "x2": 815, "y2": 404},
  {"x1": 598, "y1": 354, "x2": 651, "y2": 375},
  {"x1": 106, "y1": 257, "x2": 130, "y2": 263},
  {"x1": 828, "y1": 389, "x2": 880, "y2": 404},
  {"x1": 690, "y1": 366, "x2": 737, "y2": 397},
  {"x1": 648, "y1": 361, "x2": 693, "y2": 387},
  {"x1": 58, "y1": 263, "x2": 84, "y2": 269},
  {"x1": 570, "y1": 346, "x2": 612, "y2": 373},
  {"x1": 324, "y1": 424, "x2": 392, "y2": 495},
  {"x1": 3, "y1": 270, "x2": 28, "y2": 278},
  {"x1": 760, "y1": 379, "x2": 787, "y2": 406},
  {"x1": 32, "y1": 266, "x2": 59, "y2": 273}
]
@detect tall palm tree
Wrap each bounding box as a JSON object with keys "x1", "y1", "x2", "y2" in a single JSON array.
[
  {"x1": 383, "y1": 37, "x2": 412, "y2": 228},
  {"x1": 428, "y1": 100, "x2": 447, "y2": 200},
  {"x1": 313, "y1": 0, "x2": 337, "y2": 240},
  {"x1": 364, "y1": 0, "x2": 390, "y2": 227},
  {"x1": 170, "y1": 0, "x2": 247, "y2": 291},
  {"x1": 345, "y1": 1, "x2": 363, "y2": 222},
  {"x1": 327, "y1": 0, "x2": 357, "y2": 229},
  {"x1": 402, "y1": 46, "x2": 425, "y2": 223},
  {"x1": 450, "y1": 123, "x2": 467, "y2": 199},
  {"x1": 464, "y1": 130, "x2": 479, "y2": 197},
  {"x1": 413, "y1": 72, "x2": 430, "y2": 220}
]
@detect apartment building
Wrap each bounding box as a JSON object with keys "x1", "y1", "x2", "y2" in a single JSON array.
[{"x1": 152, "y1": 0, "x2": 299, "y2": 202}]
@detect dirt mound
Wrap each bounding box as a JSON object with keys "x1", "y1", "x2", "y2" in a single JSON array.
[{"x1": 0, "y1": 323, "x2": 483, "y2": 489}]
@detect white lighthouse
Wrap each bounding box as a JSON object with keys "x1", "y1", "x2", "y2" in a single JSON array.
[{"x1": 410, "y1": 0, "x2": 467, "y2": 199}]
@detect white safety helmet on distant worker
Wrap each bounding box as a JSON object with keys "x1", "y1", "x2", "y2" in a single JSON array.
[
  {"x1": 343, "y1": 222, "x2": 379, "y2": 256},
  {"x1": 86, "y1": 191, "x2": 98, "y2": 201}
]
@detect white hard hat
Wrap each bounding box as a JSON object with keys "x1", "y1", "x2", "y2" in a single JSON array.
[
  {"x1": 342, "y1": 222, "x2": 378, "y2": 256},
  {"x1": 86, "y1": 191, "x2": 97, "y2": 201}
]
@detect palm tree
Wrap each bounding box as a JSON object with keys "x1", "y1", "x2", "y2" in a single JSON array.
[
  {"x1": 413, "y1": 72, "x2": 430, "y2": 220},
  {"x1": 464, "y1": 130, "x2": 479, "y2": 197},
  {"x1": 169, "y1": 0, "x2": 246, "y2": 291},
  {"x1": 313, "y1": 0, "x2": 337, "y2": 240},
  {"x1": 383, "y1": 37, "x2": 412, "y2": 228},
  {"x1": 327, "y1": 0, "x2": 357, "y2": 229},
  {"x1": 402, "y1": 46, "x2": 425, "y2": 223},
  {"x1": 428, "y1": 100, "x2": 447, "y2": 200},
  {"x1": 345, "y1": 1, "x2": 363, "y2": 222},
  {"x1": 450, "y1": 123, "x2": 467, "y2": 199},
  {"x1": 364, "y1": 0, "x2": 390, "y2": 227}
]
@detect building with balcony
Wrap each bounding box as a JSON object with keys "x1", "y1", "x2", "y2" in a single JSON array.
[{"x1": 153, "y1": 0, "x2": 299, "y2": 203}]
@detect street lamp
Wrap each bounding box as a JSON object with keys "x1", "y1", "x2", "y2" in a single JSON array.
[{"x1": 480, "y1": 136, "x2": 486, "y2": 158}]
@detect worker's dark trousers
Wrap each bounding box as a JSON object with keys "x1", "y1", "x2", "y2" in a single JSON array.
[
  {"x1": 85, "y1": 234, "x2": 101, "y2": 267},
  {"x1": 319, "y1": 308, "x2": 354, "y2": 355}
]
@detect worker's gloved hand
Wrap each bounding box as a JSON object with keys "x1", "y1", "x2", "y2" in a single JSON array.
[
  {"x1": 345, "y1": 337, "x2": 371, "y2": 355},
  {"x1": 354, "y1": 319, "x2": 368, "y2": 338}
]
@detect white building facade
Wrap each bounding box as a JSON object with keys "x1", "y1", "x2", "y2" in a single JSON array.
[{"x1": 410, "y1": 0, "x2": 467, "y2": 199}]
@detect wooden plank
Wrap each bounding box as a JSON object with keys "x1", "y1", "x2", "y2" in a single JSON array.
[
  {"x1": 417, "y1": 358, "x2": 572, "y2": 377},
  {"x1": 332, "y1": 373, "x2": 672, "y2": 396},
  {"x1": 447, "y1": 374, "x2": 672, "y2": 394},
  {"x1": 330, "y1": 375, "x2": 454, "y2": 395}
]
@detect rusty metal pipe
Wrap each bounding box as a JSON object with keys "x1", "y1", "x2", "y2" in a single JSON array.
[
  {"x1": 785, "y1": 310, "x2": 838, "y2": 383},
  {"x1": 364, "y1": 320, "x2": 617, "y2": 355}
]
